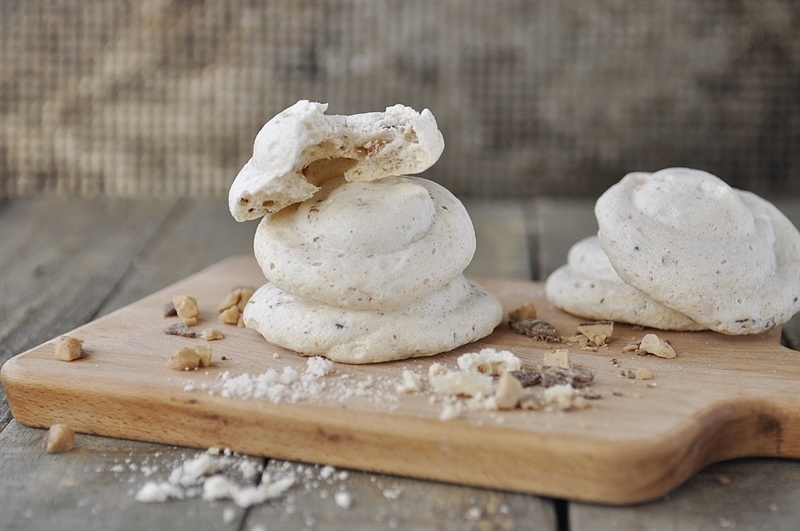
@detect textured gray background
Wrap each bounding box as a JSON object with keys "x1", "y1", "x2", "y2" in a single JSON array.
[{"x1": 1, "y1": 0, "x2": 798, "y2": 199}]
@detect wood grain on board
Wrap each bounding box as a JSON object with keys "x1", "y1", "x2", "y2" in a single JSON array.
[{"x1": 3, "y1": 256, "x2": 798, "y2": 505}]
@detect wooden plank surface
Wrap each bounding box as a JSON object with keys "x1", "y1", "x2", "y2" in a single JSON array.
[
  {"x1": 0, "y1": 197, "x2": 178, "y2": 430},
  {"x1": 570, "y1": 458, "x2": 800, "y2": 531},
  {"x1": 1, "y1": 196, "x2": 798, "y2": 530}
]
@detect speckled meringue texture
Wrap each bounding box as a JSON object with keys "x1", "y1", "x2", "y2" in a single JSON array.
[
  {"x1": 254, "y1": 175, "x2": 476, "y2": 310},
  {"x1": 595, "y1": 168, "x2": 800, "y2": 335},
  {"x1": 545, "y1": 236, "x2": 705, "y2": 331},
  {"x1": 229, "y1": 100, "x2": 445, "y2": 222},
  {"x1": 244, "y1": 276, "x2": 503, "y2": 364}
]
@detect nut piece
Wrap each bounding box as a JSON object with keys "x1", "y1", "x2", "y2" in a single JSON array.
[
  {"x1": 217, "y1": 287, "x2": 255, "y2": 313},
  {"x1": 166, "y1": 346, "x2": 213, "y2": 371},
  {"x1": 639, "y1": 333, "x2": 677, "y2": 359},
  {"x1": 508, "y1": 303, "x2": 537, "y2": 322},
  {"x1": 495, "y1": 372, "x2": 525, "y2": 410},
  {"x1": 543, "y1": 348, "x2": 572, "y2": 369},
  {"x1": 172, "y1": 295, "x2": 199, "y2": 326},
  {"x1": 54, "y1": 336, "x2": 83, "y2": 361},
  {"x1": 200, "y1": 328, "x2": 225, "y2": 341},
  {"x1": 194, "y1": 345, "x2": 212, "y2": 367},
  {"x1": 43, "y1": 424, "x2": 75, "y2": 453},
  {"x1": 219, "y1": 305, "x2": 240, "y2": 325}
]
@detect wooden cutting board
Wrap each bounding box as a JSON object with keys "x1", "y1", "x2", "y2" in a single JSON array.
[{"x1": 2, "y1": 256, "x2": 798, "y2": 504}]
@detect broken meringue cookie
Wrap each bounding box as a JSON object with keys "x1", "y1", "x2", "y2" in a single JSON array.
[
  {"x1": 229, "y1": 100, "x2": 445, "y2": 222},
  {"x1": 229, "y1": 101, "x2": 503, "y2": 362},
  {"x1": 545, "y1": 236, "x2": 705, "y2": 331},
  {"x1": 595, "y1": 168, "x2": 800, "y2": 335}
]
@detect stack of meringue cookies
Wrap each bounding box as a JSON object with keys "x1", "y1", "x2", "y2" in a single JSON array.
[
  {"x1": 228, "y1": 101, "x2": 503, "y2": 363},
  {"x1": 229, "y1": 101, "x2": 800, "y2": 364}
]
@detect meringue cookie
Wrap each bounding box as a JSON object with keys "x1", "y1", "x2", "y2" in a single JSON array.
[
  {"x1": 243, "y1": 276, "x2": 503, "y2": 364},
  {"x1": 229, "y1": 101, "x2": 444, "y2": 221},
  {"x1": 253, "y1": 175, "x2": 475, "y2": 310},
  {"x1": 595, "y1": 168, "x2": 800, "y2": 334},
  {"x1": 545, "y1": 236, "x2": 705, "y2": 331}
]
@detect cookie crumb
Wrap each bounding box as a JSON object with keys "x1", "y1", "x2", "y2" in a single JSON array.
[
  {"x1": 396, "y1": 370, "x2": 423, "y2": 393},
  {"x1": 495, "y1": 372, "x2": 525, "y2": 410},
  {"x1": 54, "y1": 335, "x2": 83, "y2": 361},
  {"x1": 543, "y1": 384, "x2": 587, "y2": 411},
  {"x1": 543, "y1": 348, "x2": 571, "y2": 369},
  {"x1": 457, "y1": 348, "x2": 521, "y2": 375},
  {"x1": 334, "y1": 491, "x2": 352, "y2": 509}
]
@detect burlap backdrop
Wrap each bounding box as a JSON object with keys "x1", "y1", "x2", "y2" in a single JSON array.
[{"x1": 1, "y1": 0, "x2": 798, "y2": 199}]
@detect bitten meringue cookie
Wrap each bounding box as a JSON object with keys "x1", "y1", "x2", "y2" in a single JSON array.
[
  {"x1": 595, "y1": 168, "x2": 800, "y2": 335},
  {"x1": 545, "y1": 236, "x2": 705, "y2": 331},
  {"x1": 229, "y1": 100, "x2": 445, "y2": 222},
  {"x1": 229, "y1": 101, "x2": 503, "y2": 362}
]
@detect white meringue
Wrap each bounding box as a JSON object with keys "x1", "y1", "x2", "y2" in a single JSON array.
[{"x1": 595, "y1": 168, "x2": 800, "y2": 334}]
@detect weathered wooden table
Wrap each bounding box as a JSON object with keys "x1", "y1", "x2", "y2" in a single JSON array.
[{"x1": 1, "y1": 196, "x2": 798, "y2": 530}]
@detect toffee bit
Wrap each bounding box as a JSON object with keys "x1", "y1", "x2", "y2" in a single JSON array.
[
  {"x1": 510, "y1": 365, "x2": 595, "y2": 389},
  {"x1": 581, "y1": 389, "x2": 603, "y2": 400},
  {"x1": 541, "y1": 365, "x2": 595, "y2": 388},
  {"x1": 163, "y1": 322, "x2": 197, "y2": 338},
  {"x1": 509, "y1": 368, "x2": 542, "y2": 387},
  {"x1": 163, "y1": 301, "x2": 177, "y2": 317},
  {"x1": 508, "y1": 319, "x2": 560, "y2": 342}
]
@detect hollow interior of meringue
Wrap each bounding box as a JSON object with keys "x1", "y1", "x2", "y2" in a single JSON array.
[{"x1": 302, "y1": 156, "x2": 358, "y2": 187}]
